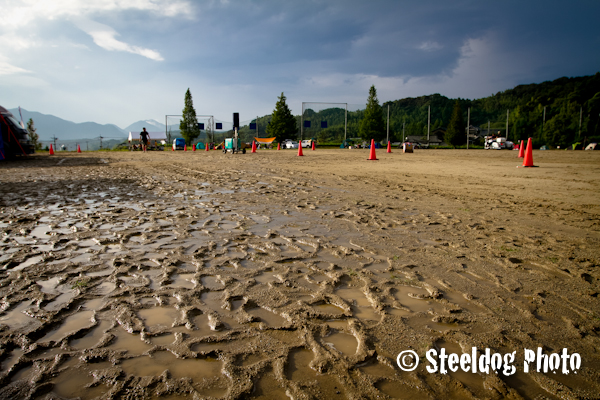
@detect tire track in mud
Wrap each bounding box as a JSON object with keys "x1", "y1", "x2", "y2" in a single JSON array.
[{"x1": 0, "y1": 153, "x2": 599, "y2": 399}]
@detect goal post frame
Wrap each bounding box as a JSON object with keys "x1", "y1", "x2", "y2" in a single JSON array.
[
  {"x1": 165, "y1": 114, "x2": 215, "y2": 143},
  {"x1": 301, "y1": 102, "x2": 347, "y2": 142}
]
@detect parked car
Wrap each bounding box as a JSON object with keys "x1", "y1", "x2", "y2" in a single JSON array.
[
  {"x1": 301, "y1": 139, "x2": 313, "y2": 148},
  {"x1": 284, "y1": 140, "x2": 299, "y2": 149},
  {"x1": 485, "y1": 136, "x2": 514, "y2": 150}
]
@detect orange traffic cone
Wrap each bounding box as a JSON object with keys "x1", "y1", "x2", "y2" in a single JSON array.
[
  {"x1": 311, "y1": 141, "x2": 316, "y2": 151},
  {"x1": 251, "y1": 141, "x2": 257, "y2": 153},
  {"x1": 518, "y1": 140, "x2": 524, "y2": 158},
  {"x1": 184, "y1": 144, "x2": 187, "y2": 151},
  {"x1": 386, "y1": 141, "x2": 391, "y2": 153},
  {"x1": 193, "y1": 144, "x2": 196, "y2": 151},
  {"x1": 297, "y1": 142, "x2": 304, "y2": 156},
  {"x1": 277, "y1": 142, "x2": 281, "y2": 150},
  {"x1": 49, "y1": 144, "x2": 54, "y2": 155},
  {"x1": 205, "y1": 143, "x2": 209, "y2": 151},
  {"x1": 367, "y1": 139, "x2": 378, "y2": 160},
  {"x1": 172, "y1": 145, "x2": 174, "y2": 151},
  {"x1": 519, "y1": 138, "x2": 537, "y2": 168},
  {"x1": 77, "y1": 144, "x2": 81, "y2": 153}
]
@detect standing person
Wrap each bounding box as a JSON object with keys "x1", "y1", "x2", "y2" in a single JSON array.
[{"x1": 139, "y1": 128, "x2": 150, "y2": 152}]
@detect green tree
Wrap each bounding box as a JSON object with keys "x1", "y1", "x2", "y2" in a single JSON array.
[
  {"x1": 179, "y1": 88, "x2": 200, "y2": 145},
  {"x1": 267, "y1": 92, "x2": 297, "y2": 143},
  {"x1": 26, "y1": 118, "x2": 41, "y2": 150},
  {"x1": 359, "y1": 85, "x2": 385, "y2": 141},
  {"x1": 445, "y1": 101, "x2": 465, "y2": 147}
]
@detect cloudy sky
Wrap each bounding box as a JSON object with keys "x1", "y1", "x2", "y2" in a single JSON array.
[{"x1": 1, "y1": 0, "x2": 599, "y2": 128}]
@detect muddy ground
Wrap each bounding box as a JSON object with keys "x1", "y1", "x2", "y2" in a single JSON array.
[{"x1": 0, "y1": 148, "x2": 599, "y2": 400}]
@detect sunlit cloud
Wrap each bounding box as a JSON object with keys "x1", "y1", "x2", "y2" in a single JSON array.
[
  {"x1": 0, "y1": 60, "x2": 31, "y2": 75},
  {"x1": 74, "y1": 18, "x2": 164, "y2": 60},
  {"x1": 2, "y1": 0, "x2": 193, "y2": 28}
]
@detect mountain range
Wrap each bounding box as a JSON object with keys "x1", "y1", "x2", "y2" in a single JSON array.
[{"x1": 7, "y1": 108, "x2": 167, "y2": 142}]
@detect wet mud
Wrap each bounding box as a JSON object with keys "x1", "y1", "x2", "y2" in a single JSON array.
[{"x1": 0, "y1": 150, "x2": 599, "y2": 399}]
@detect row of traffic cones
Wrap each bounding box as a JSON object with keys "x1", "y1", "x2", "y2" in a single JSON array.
[
  {"x1": 51, "y1": 139, "x2": 537, "y2": 168},
  {"x1": 49, "y1": 144, "x2": 81, "y2": 155},
  {"x1": 518, "y1": 138, "x2": 537, "y2": 168}
]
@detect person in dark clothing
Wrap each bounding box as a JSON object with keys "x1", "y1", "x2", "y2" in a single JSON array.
[{"x1": 140, "y1": 128, "x2": 150, "y2": 152}]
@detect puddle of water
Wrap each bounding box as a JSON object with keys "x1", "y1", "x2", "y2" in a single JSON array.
[
  {"x1": 39, "y1": 310, "x2": 95, "y2": 343},
  {"x1": 443, "y1": 290, "x2": 487, "y2": 314},
  {"x1": 253, "y1": 271, "x2": 280, "y2": 285},
  {"x1": 82, "y1": 298, "x2": 105, "y2": 311},
  {"x1": 376, "y1": 380, "x2": 427, "y2": 399},
  {"x1": 501, "y1": 368, "x2": 561, "y2": 400},
  {"x1": 168, "y1": 273, "x2": 196, "y2": 289},
  {"x1": 191, "y1": 313, "x2": 228, "y2": 336},
  {"x1": 37, "y1": 276, "x2": 61, "y2": 294},
  {"x1": 192, "y1": 338, "x2": 250, "y2": 353},
  {"x1": 286, "y1": 348, "x2": 346, "y2": 398},
  {"x1": 70, "y1": 319, "x2": 113, "y2": 350},
  {"x1": 69, "y1": 253, "x2": 93, "y2": 264},
  {"x1": 359, "y1": 360, "x2": 396, "y2": 378},
  {"x1": 201, "y1": 291, "x2": 224, "y2": 311},
  {"x1": 150, "y1": 333, "x2": 175, "y2": 346},
  {"x1": 386, "y1": 307, "x2": 412, "y2": 317},
  {"x1": 252, "y1": 371, "x2": 288, "y2": 399},
  {"x1": 393, "y1": 286, "x2": 445, "y2": 314},
  {"x1": 247, "y1": 307, "x2": 287, "y2": 327},
  {"x1": 51, "y1": 362, "x2": 110, "y2": 400},
  {"x1": 201, "y1": 276, "x2": 225, "y2": 290},
  {"x1": 138, "y1": 307, "x2": 180, "y2": 331},
  {"x1": 86, "y1": 267, "x2": 114, "y2": 277},
  {"x1": 120, "y1": 352, "x2": 226, "y2": 397},
  {"x1": 1, "y1": 348, "x2": 24, "y2": 372},
  {"x1": 13, "y1": 255, "x2": 44, "y2": 271},
  {"x1": 313, "y1": 303, "x2": 346, "y2": 315},
  {"x1": 323, "y1": 331, "x2": 357, "y2": 356},
  {"x1": 436, "y1": 340, "x2": 487, "y2": 397},
  {"x1": 406, "y1": 315, "x2": 460, "y2": 333},
  {"x1": 107, "y1": 330, "x2": 153, "y2": 355},
  {"x1": 335, "y1": 287, "x2": 380, "y2": 321},
  {"x1": 29, "y1": 225, "x2": 52, "y2": 238},
  {"x1": 43, "y1": 286, "x2": 78, "y2": 312},
  {"x1": 95, "y1": 282, "x2": 116, "y2": 295}
]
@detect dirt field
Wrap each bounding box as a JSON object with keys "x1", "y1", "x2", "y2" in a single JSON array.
[{"x1": 0, "y1": 148, "x2": 599, "y2": 399}]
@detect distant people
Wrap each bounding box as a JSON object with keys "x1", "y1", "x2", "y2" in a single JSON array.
[{"x1": 140, "y1": 128, "x2": 150, "y2": 152}]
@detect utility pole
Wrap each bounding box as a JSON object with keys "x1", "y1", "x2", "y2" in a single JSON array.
[
  {"x1": 541, "y1": 106, "x2": 546, "y2": 139},
  {"x1": 427, "y1": 105, "x2": 430, "y2": 143},
  {"x1": 386, "y1": 105, "x2": 390, "y2": 144},
  {"x1": 403, "y1": 120, "x2": 406, "y2": 141},
  {"x1": 579, "y1": 106, "x2": 583, "y2": 139},
  {"x1": 51, "y1": 135, "x2": 58, "y2": 150},
  {"x1": 99, "y1": 136, "x2": 103, "y2": 150},
  {"x1": 467, "y1": 107, "x2": 470, "y2": 149},
  {"x1": 506, "y1": 110, "x2": 509, "y2": 141}
]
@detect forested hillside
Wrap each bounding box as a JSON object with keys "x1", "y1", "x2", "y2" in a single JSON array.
[{"x1": 243, "y1": 73, "x2": 600, "y2": 148}]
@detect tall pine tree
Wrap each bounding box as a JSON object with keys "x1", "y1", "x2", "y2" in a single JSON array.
[
  {"x1": 359, "y1": 85, "x2": 385, "y2": 141},
  {"x1": 180, "y1": 88, "x2": 200, "y2": 145},
  {"x1": 26, "y1": 118, "x2": 40, "y2": 150},
  {"x1": 445, "y1": 100, "x2": 465, "y2": 147},
  {"x1": 267, "y1": 92, "x2": 297, "y2": 143}
]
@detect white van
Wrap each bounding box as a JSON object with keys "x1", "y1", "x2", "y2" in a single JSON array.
[{"x1": 301, "y1": 139, "x2": 312, "y2": 148}]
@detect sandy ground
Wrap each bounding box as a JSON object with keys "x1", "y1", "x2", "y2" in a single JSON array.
[{"x1": 0, "y1": 148, "x2": 599, "y2": 400}]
